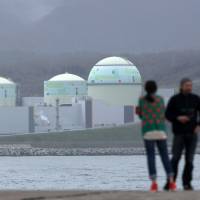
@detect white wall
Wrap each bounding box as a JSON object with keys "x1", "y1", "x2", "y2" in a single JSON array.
[
  {"x1": 0, "y1": 107, "x2": 30, "y2": 134},
  {"x1": 22, "y1": 97, "x2": 44, "y2": 107},
  {"x1": 34, "y1": 104, "x2": 85, "y2": 132},
  {"x1": 88, "y1": 84, "x2": 142, "y2": 106},
  {"x1": 60, "y1": 105, "x2": 85, "y2": 130},
  {"x1": 92, "y1": 100, "x2": 124, "y2": 128},
  {"x1": 0, "y1": 84, "x2": 17, "y2": 107}
]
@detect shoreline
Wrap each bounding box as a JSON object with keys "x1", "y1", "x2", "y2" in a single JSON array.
[
  {"x1": 0, "y1": 145, "x2": 200, "y2": 156},
  {"x1": 0, "y1": 145, "x2": 146, "y2": 156}
]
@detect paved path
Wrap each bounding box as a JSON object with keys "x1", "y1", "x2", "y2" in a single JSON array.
[{"x1": 0, "y1": 191, "x2": 200, "y2": 200}]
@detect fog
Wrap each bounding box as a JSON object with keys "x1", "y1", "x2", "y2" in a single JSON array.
[
  {"x1": 0, "y1": 0, "x2": 200, "y2": 96},
  {"x1": 0, "y1": 0, "x2": 199, "y2": 53}
]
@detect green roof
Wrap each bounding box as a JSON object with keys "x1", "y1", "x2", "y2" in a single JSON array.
[{"x1": 88, "y1": 64, "x2": 142, "y2": 85}]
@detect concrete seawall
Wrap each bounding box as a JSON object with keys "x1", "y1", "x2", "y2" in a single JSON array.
[
  {"x1": 0, "y1": 123, "x2": 143, "y2": 148},
  {"x1": 0, "y1": 123, "x2": 198, "y2": 156},
  {"x1": 0, "y1": 123, "x2": 143, "y2": 156},
  {"x1": 0, "y1": 123, "x2": 173, "y2": 147}
]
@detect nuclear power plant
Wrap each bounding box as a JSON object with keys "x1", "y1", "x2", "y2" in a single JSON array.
[
  {"x1": 0, "y1": 77, "x2": 19, "y2": 106},
  {"x1": 44, "y1": 72, "x2": 87, "y2": 106},
  {"x1": 88, "y1": 57, "x2": 142, "y2": 106},
  {"x1": 0, "y1": 56, "x2": 174, "y2": 135}
]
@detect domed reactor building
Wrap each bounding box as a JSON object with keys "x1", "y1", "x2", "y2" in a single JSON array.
[
  {"x1": 0, "y1": 77, "x2": 19, "y2": 106},
  {"x1": 88, "y1": 57, "x2": 142, "y2": 106},
  {"x1": 44, "y1": 72, "x2": 87, "y2": 106}
]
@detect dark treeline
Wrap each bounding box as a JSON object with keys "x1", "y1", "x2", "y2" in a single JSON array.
[{"x1": 0, "y1": 50, "x2": 199, "y2": 97}]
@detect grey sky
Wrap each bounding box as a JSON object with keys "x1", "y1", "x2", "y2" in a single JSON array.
[
  {"x1": 0, "y1": 0, "x2": 64, "y2": 22},
  {"x1": 0, "y1": 0, "x2": 200, "y2": 53}
]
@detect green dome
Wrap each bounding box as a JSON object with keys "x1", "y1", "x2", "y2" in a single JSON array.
[{"x1": 88, "y1": 57, "x2": 142, "y2": 84}]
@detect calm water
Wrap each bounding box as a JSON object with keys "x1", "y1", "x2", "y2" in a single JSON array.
[{"x1": 0, "y1": 155, "x2": 199, "y2": 190}]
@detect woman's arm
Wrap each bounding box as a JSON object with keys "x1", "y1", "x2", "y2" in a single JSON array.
[{"x1": 136, "y1": 98, "x2": 143, "y2": 119}]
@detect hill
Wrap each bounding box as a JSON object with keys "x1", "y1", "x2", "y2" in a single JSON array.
[{"x1": 0, "y1": 50, "x2": 199, "y2": 96}]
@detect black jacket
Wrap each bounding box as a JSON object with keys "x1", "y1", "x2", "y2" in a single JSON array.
[{"x1": 165, "y1": 93, "x2": 200, "y2": 135}]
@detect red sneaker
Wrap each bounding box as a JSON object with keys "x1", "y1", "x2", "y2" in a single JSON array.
[
  {"x1": 150, "y1": 181, "x2": 158, "y2": 192},
  {"x1": 169, "y1": 182, "x2": 177, "y2": 191}
]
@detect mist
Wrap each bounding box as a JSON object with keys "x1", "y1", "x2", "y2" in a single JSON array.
[
  {"x1": 0, "y1": 0, "x2": 200, "y2": 96},
  {"x1": 0, "y1": 0, "x2": 199, "y2": 53}
]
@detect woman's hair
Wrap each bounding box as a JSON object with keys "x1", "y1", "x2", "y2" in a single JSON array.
[{"x1": 144, "y1": 80, "x2": 157, "y2": 103}]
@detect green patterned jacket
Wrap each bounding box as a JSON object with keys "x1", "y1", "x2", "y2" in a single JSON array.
[{"x1": 136, "y1": 95, "x2": 166, "y2": 136}]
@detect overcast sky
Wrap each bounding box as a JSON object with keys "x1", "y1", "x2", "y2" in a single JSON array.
[
  {"x1": 0, "y1": 0, "x2": 200, "y2": 54},
  {"x1": 0, "y1": 0, "x2": 64, "y2": 22}
]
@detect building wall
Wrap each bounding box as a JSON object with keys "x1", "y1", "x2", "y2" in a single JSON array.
[
  {"x1": 34, "y1": 104, "x2": 85, "y2": 132},
  {"x1": 22, "y1": 97, "x2": 44, "y2": 107},
  {"x1": 0, "y1": 84, "x2": 17, "y2": 106},
  {"x1": 43, "y1": 95, "x2": 74, "y2": 106},
  {"x1": 0, "y1": 107, "x2": 30, "y2": 134},
  {"x1": 78, "y1": 100, "x2": 87, "y2": 129},
  {"x1": 0, "y1": 87, "x2": 175, "y2": 135},
  {"x1": 92, "y1": 100, "x2": 124, "y2": 128},
  {"x1": 88, "y1": 84, "x2": 142, "y2": 106},
  {"x1": 124, "y1": 106, "x2": 134, "y2": 123},
  {"x1": 44, "y1": 81, "x2": 87, "y2": 106},
  {"x1": 85, "y1": 99, "x2": 92, "y2": 128}
]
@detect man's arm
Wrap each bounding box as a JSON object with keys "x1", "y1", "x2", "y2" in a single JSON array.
[
  {"x1": 194, "y1": 96, "x2": 200, "y2": 133},
  {"x1": 197, "y1": 96, "x2": 200, "y2": 125},
  {"x1": 165, "y1": 97, "x2": 178, "y2": 123}
]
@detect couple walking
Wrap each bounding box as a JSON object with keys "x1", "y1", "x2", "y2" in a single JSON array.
[{"x1": 136, "y1": 78, "x2": 200, "y2": 192}]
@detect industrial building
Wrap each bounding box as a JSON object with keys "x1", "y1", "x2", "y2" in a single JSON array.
[
  {"x1": 0, "y1": 76, "x2": 19, "y2": 106},
  {"x1": 0, "y1": 56, "x2": 175, "y2": 135},
  {"x1": 44, "y1": 72, "x2": 87, "y2": 106},
  {"x1": 88, "y1": 57, "x2": 142, "y2": 106}
]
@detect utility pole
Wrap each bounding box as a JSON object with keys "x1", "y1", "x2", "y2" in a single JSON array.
[
  {"x1": 55, "y1": 98, "x2": 61, "y2": 131},
  {"x1": 75, "y1": 87, "x2": 78, "y2": 103}
]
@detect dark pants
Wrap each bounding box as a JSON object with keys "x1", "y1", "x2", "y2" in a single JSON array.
[
  {"x1": 171, "y1": 134, "x2": 198, "y2": 186},
  {"x1": 144, "y1": 139, "x2": 173, "y2": 181}
]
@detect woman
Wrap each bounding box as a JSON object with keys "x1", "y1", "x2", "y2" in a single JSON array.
[{"x1": 136, "y1": 80, "x2": 176, "y2": 192}]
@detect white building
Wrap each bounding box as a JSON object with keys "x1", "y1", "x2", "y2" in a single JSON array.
[
  {"x1": 0, "y1": 77, "x2": 18, "y2": 106},
  {"x1": 22, "y1": 97, "x2": 44, "y2": 107},
  {"x1": 0, "y1": 57, "x2": 177, "y2": 134},
  {"x1": 88, "y1": 56, "x2": 142, "y2": 106},
  {"x1": 44, "y1": 72, "x2": 87, "y2": 106}
]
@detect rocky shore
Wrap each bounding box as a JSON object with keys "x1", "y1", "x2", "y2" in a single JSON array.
[
  {"x1": 0, "y1": 144, "x2": 199, "y2": 156},
  {"x1": 0, "y1": 145, "x2": 147, "y2": 156}
]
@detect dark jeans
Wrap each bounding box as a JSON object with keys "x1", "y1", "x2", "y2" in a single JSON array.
[
  {"x1": 144, "y1": 139, "x2": 173, "y2": 181},
  {"x1": 171, "y1": 134, "x2": 198, "y2": 186}
]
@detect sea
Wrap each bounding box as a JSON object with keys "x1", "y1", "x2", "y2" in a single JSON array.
[{"x1": 0, "y1": 155, "x2": 199, "y2": 191}]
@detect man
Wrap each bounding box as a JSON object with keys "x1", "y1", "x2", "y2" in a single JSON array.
[{"x1": 165, "y1": 78, "x2": 200, "y2": 190}]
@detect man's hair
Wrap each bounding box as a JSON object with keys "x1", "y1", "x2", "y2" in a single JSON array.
[{"x1": 180, "y1": 78, "x2": 192, "y2": 87}]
